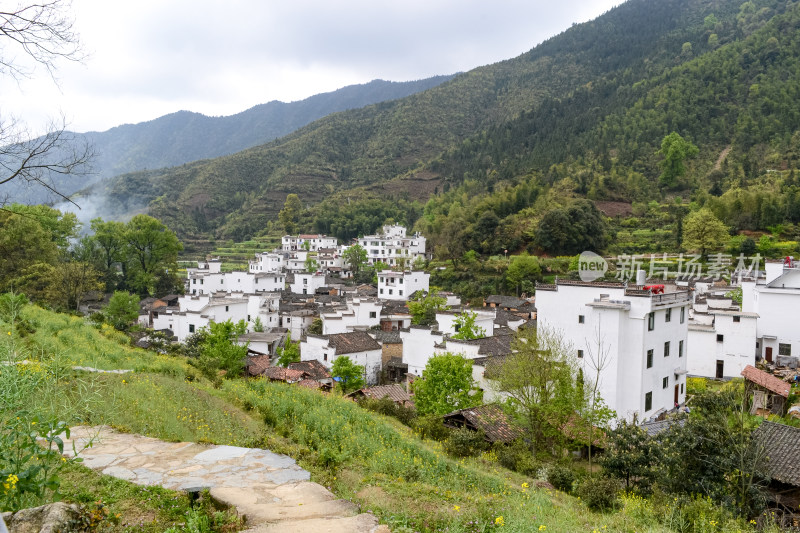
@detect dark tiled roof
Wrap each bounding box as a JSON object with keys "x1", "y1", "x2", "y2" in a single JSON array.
[
  {"x1": 484, "y1": 295, "x2": 527, "y2": 309},
  {"x1": 493, "y1": 309, "x2": 525, "y2": 327},
  {"x1": 447, "y1": 335, "x2": 512, "y2": 357},
  {"x1": 262, "y1": 367, "x2": 308, "y2": 382},
  {"x1": 443, "y1": 404, "x2": 523, "y2": 444},
  {"x1": 297, "y1": 379, "x2": 325, "y2": 390},
  {"x1": 755, "y1": 420, "x2": 800, "y2": 486},
  {"x1": 288, "y1": 360, "x2": 331, "y2": 381},
  {"x1": 246, "y1": 354, "x2": 272, "y2": 376},
  {"x1": 742, "y1": 365, "x2": 791, "y2": 398},
  {"x1": 327, "y1": 331, "x2": 381, "y2": 355},
  {"x1": 471, "y1": 354, "x2": 515, "y2": 379},
  {"x1": 641, "y1": 418, "x2": 684, "y2": 437},
  {"x1": 348, "y1": 384, "x2": 413, "y2": 405},
  {"x1": 371, "y1": 330, "x2": 402, "y2": 344}
]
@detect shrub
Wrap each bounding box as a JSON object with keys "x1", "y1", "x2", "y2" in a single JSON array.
[
  {"x1": 359, "y1": 396, "x2": 417, "y2": 427},
  {"x1": 547, "y1": 464, "x2": 576, "y2": 493},
  {"x1": 576, "y1": 476, "x2": 619, "y2": 512},
  {"x1": 413, "y1": 416, "x2": 449, "y2": 441},
  {"x1": 443, "y1": 427, "x2": 489, "y2": 457},
  {"x1": 494, "y1": 442, "x2": 539, "y2": 476}
]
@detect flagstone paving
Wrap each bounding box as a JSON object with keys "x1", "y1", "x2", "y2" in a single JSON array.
[{"x1": 62, "y1": 426, "x2": 389, "y2": 532}]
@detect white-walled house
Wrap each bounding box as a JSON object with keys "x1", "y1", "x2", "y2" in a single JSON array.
[
  {"x1": 300, "y1": 332, "x2": 383, "y2": 385},
  {"x1": 282, "y1": 234, "x2": 338, "y2": 252},
  {"x1": 399, "y1": 325, "x2": 445, "y2": 376},
  {"x1": 536, "y1": 279, "x2": 690, "y2": 422},
  {"x1": 321, "y1": 298, "x2": 382, "y2": 334},
  {"x1": 742, "y1": 262, "x2": 800, "y2": 363},
  {"x1": 290, "y1": 272, "x2": 327, "y2": 295},
  {"x1": 165, "y1": 296, "x2": 249, "y2": 342},
  {"x1": 358, "y1": 225, "x2": 427, "y2": 267},
  {"x1": 435, "y1": 309, "x2": 496, "y2": 338},
  {"x1": 377, "y1": 270, "x2": 430, "y2": 301},
  {"x1": 236, "y1": 331, "x2": 286, "y2": 356},
  {"x1": 187, "y1": 259, "x2": 284, "y2": 295},
  {"x1": 248, "y1": 252, "x2": 284, "y2": 273},
  {"x1": 687, "y1": 295, "x2": 758, "y2": 379}
]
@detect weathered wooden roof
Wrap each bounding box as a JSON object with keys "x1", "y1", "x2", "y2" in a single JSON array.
[{"x1": 348, "y1": 384, "x2": 412, "y2": 405}]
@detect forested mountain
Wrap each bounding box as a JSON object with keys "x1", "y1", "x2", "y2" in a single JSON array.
[
  {"x1": 3, "y1": 76, "x2": 453, "y2": 205},
  {"x1": 92, "y1": 0, "x2": 800, "y2": 245}
]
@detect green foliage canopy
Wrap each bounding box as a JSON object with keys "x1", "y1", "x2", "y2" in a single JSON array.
[{"x1": 412, "y1": 353, "x2": 482, "y2": 416}]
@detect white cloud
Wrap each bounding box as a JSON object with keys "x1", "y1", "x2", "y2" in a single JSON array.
[{"x1": 0, "y1": 0, "x2": 621, "y2": 133}]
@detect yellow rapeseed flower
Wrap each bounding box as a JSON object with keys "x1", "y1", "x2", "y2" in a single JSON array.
[{"x1": 495, "y1": 516, "x2": 505, "y2": 526}]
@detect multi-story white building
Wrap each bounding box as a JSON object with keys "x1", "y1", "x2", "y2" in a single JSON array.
[
  {"x1": 282, "y1": 234, "x2": 338, "y2": 252},
  {"x1": 536, "y1": 279, "x2": 691, "y2": 422},
  {"x1": 742, "y1": 259, "x2": 800, "y2": 363},
  {"x1": 687, "y1": 294, "x2": 758, "y2": 379},
  {"x1": 187, "y1": 260, "x2": 284, "y2": 295},
  {"x1": 377, "y1": 270, "x2": 430, "y2": 300},
  {"x1": 290, "y1": 272, "x2": 327, "y2": 295},
  {"x1": 320, "y1": 298, "x2": 382, "y2": 334},
  {"x1": 248, "y1": 252, "x2": 284, "y2": 273},
  {"x1": 358, "y1": 225, "x2": 426, "y2": 267}
]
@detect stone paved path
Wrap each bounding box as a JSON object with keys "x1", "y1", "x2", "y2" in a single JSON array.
[{"x1": 62, "y1": 426, "x2": 389, "y2": 533}]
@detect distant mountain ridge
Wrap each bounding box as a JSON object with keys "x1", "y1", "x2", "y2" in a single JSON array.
[
  {"x1": 82, "y1": 76, "x2": 456, "y2": 178},
  {"x1": 0, "y1": 76, "x2": 454, "y2": 204}
]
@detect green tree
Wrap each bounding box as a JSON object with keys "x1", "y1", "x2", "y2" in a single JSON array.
[
  {"x1": 682, "y1": 208, "x2": 729, "y2": 258},
  {"x1": 331, "y1": 356, "x2": 365, "y2": 393},
  {"x1": 124, "y1": 215, "x2": 183, "y2": 296},
  {"x1": 307, "y1": 317, "x2": 323, "y2": 335},
  {"x1": 493, "y1": 326, "x2": 584, "y2": 455},
  {"x1": 252, "y1": 316, "x2": 265, "y2": 332},
  {"x1": 657, "y1": 132, "x2": 699, "y2": 188},
  {"x1": 196, "y1": 319, "x2": 249, "y2": 379},
  {"x1": 0, "y1": 209, "x2": 60, "y2": 292},
  {"x1": 304, "y1": 254, "x2": 319, "y2": 273},
  {"x1": 89, "y1": 218, "x2": 126, "y2": 291},
  {"x1": 278, "y1": 194, "x2": 302, "y2": 234},
  {"x1": 451, "y1": 310, "x2": 486, "y2": 340},
  {"x1": 534, "y1": 200, "x2": 608, "y2": 256},
  {"x1": 104, "y1": 291, "x2": 140, "y2": 331},
  {"x1": 658, "y1": 387, "x2": 769, "y2": 518},
  {"x1": 601, "y1": 419, "x2": 660, "y2": 491},
  {"x1": 342, "y1": 244, "x2": 367, "y2": 275},
  {"x1": 408, "y1": 291, "x2": 448, "y2": 325},
  {"x1": 275, "y1": 331, "x2": 301, "y2": 367},
  {"x1": 412, "y1": 353, "x2": 482, "y2": 416},
  {"x1": 505, "y1": 253, "x2": 541, "y2": 296}
]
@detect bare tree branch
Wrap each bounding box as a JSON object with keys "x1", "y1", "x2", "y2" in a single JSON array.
[
  {"x1": 0, "y1": 0, "x2": 84, "y2": 80},
  {"x1": 0, "y1": 114, "x2": 94, "y2": 206}
]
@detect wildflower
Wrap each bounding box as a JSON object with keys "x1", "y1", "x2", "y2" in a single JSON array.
[
  {"x1": 495, "y1": 516, "x2": 505, "y2": 526},
  {"x1": 453, "y1": 505, "x2": 460, "y2": 512},
  {"x1": 522, "y1": 482, "x2": 529, "y2": 489},
  {"x1": 539, "y1": 527, "x2": 546, "y2": 531}
]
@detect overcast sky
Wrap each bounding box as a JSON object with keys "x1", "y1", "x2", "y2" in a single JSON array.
[{"x1": 2, "y1": 0, "x2": 622, "y2": 134}]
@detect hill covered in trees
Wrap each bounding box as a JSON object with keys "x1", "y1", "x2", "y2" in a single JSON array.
[{"x1": 92, "y1": 0, "x2": 800, "y2": 248}]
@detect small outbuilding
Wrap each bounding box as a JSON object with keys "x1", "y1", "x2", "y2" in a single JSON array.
[{"x1": 742, "y1": 365, "x2": 791, "y2": 416}]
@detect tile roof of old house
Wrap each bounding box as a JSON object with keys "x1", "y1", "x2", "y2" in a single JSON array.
[
  {"x1": 348, "y1": 384, "x2": 413, "y2": 406},
  {"x1": 443, "y1": 404, "x2": 523, "y2": 444},
  {"x1": 327, "y1": 331, "x2": 382, "y2": 355},
  {"x1": 754, "y1": 420, "x2": 800, "y2": 487},
  {"x1": 742, "y1": 365, "x2": 791, "y2": 398},
  {"x1": 288, "y1": 360, "x2": 331, "y2": 381},
  {"x1": 246, "y1": 354, "x2": 272, "y2": 376}
]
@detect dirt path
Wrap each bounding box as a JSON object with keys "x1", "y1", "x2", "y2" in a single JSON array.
[{"x1": 62, "y1": 426, "x2": 388, "y2": 533}]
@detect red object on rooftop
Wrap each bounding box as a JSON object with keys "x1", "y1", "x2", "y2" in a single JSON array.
[
  {"x1": 785, "y1": 256, "x2": 793, "y2": 266},
  {"x1": 644, "y1": 284, "x2": 665, "y2": 294}
]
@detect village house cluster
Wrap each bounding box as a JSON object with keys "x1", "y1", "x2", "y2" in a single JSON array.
[{"x1": 140, "y1": 228, "x2": 800, "y2": 427}]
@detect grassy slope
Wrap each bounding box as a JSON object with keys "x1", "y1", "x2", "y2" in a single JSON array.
[{"x1": 1, "y1": 305, "x2": 765, "y2": 532}]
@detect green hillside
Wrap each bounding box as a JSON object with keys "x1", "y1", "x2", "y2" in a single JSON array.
[{"x1": 91, "y1": 0, "x2": 800, "y2": 252}]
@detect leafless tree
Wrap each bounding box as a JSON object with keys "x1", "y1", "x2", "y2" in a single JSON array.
[
  {"x1": 0, "y1": 1, "x2": 93, "y2": 205},
  {"x1": 583, "y1": 320, "x2": 614, "y2": 470}
]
